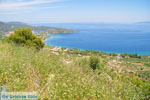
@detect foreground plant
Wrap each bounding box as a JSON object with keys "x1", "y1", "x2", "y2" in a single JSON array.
[{"x1": 7, "y1": 28, "x2": 44, "y2": 50}]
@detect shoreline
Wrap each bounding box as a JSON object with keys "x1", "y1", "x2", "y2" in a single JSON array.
[
  {"x1": 47, "y1": 45, "x2": 150, "y2": 56},
  {"x1": 44, "y1": 35, "x2": 150, "y2": 56}
]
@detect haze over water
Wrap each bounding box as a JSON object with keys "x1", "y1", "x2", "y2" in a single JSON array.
[{"x1": 44, "y1": 23, "x2": 150, "y2": 55}]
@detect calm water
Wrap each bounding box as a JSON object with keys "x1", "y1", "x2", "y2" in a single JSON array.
[{"x1": 42, "y1": 23, "x2": 150, "y2": 55}]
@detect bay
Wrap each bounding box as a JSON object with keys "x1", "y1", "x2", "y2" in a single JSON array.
[{"x1": 43, "y1": 23, "x2": 150, "y2": 55}]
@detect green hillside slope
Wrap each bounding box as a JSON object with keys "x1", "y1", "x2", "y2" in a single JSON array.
[
  {"x1": 0, "y1": 22, "x2": 79, "y2": 35},
  {"x1": 0, "y1": 41, "x2": 150, "y2": 100}
]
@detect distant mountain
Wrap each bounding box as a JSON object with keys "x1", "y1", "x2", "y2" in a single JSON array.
[
  {"x1": 7, "y1": 21, "x2": 26, "y2": 25},
  {"x1": 136, "y1": 21, "x2": 150, "y2": 24},
  {"x1": 0, "y1": 22, "x2": 6, "y2": 26},
  {"x1": 0, "y1": 21, "x2": 79, "y2": 36}
]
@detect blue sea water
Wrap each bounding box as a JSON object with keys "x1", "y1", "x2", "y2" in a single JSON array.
[{"x1": 42, "y1": 23, "x2": 150, "y2": 55}]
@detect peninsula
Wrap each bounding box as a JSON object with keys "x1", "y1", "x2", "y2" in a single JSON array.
[{"x1": 0, "y1": 21, "x2": 79, "y2": 36}]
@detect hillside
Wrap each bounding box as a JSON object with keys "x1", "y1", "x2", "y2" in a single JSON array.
[
  {"x1": 0, "y1": 22, "x2": 79, "y2": 35},
  {"x1": 0, "y1": 40, "x2": 150, "y2": 100},
  {"x1": 7, "y1": 21, "x2": 26, "y2": 25}
]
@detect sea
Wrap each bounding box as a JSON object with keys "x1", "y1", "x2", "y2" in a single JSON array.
[{"x1": 35, "y1": 23, "x2": 150, "y2": 55}]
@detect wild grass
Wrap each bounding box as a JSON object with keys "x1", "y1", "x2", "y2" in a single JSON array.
[{"x1": 0, "y1": 41, "x2": 149, "y2": 100}]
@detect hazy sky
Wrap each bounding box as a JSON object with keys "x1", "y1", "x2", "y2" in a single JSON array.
[{"x1": 0, "y1": 0, "x2": 150, "y2": 23}]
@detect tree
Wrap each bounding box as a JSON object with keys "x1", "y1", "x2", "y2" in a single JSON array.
[{"x1": 7, "y1": 28, "x2": 44, "y2": 50}]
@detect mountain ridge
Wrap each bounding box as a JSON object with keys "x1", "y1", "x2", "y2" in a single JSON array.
[{"x1": 0, "y1": 21, "x2": 79, "y2": 35}]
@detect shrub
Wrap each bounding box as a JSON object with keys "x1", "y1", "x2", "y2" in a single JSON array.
[
  {"x1": 129, "y1": 54, "x2": 141, "y2": 59},
  {"x1": 90, "y1": 55, "x2": 103, "y2": 70},
  {"x1": 121, "y1": 53, "x2": 129, "y2": 58},
  {"x1": 109, "y1": 53, "x2": 117, "y2": 56},
  {"x1": 7, "y1": 28, "x2": 44, "y2": 50},
  {"x1": 121, "y1": 53, "x2": 141, "y2": 59}
]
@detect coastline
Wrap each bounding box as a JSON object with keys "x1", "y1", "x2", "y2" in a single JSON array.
[{"x1": 44, "y1": 34, "x2": 150, "y2": 56}]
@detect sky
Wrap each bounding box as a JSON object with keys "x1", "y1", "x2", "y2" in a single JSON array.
[{"x1": 0, "y1": 0, "x2": 150, "y2": 23}]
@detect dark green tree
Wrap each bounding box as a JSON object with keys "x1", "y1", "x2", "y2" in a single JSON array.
[{"x1": 7, "y1": 28, "x2": 44, "y2": 50}]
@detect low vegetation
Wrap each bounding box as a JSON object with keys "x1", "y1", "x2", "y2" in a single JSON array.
[
  {"x1": 121, "y1": 53, "x2": 141, "y2": 59},
  {"x1": 0, "y1": 28, "x2": 150, "y2": 99}
]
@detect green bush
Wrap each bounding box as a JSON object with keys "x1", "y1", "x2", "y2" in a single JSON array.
[
  {"x1": 121, "y1": 53, "x2": 129, "y2": 58},
  {"x1": 7, "y1": 28, "x2": 44, "y2": 50},
  {"x1": 121, "y1": 53, "x2": 141, "y2": 59},
  {"x1": 129, "y1": 54, "x2": 141, "y2": 59},
  {"x1": 90, "y1": 56, "x2": 103, "y2": 70}
]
